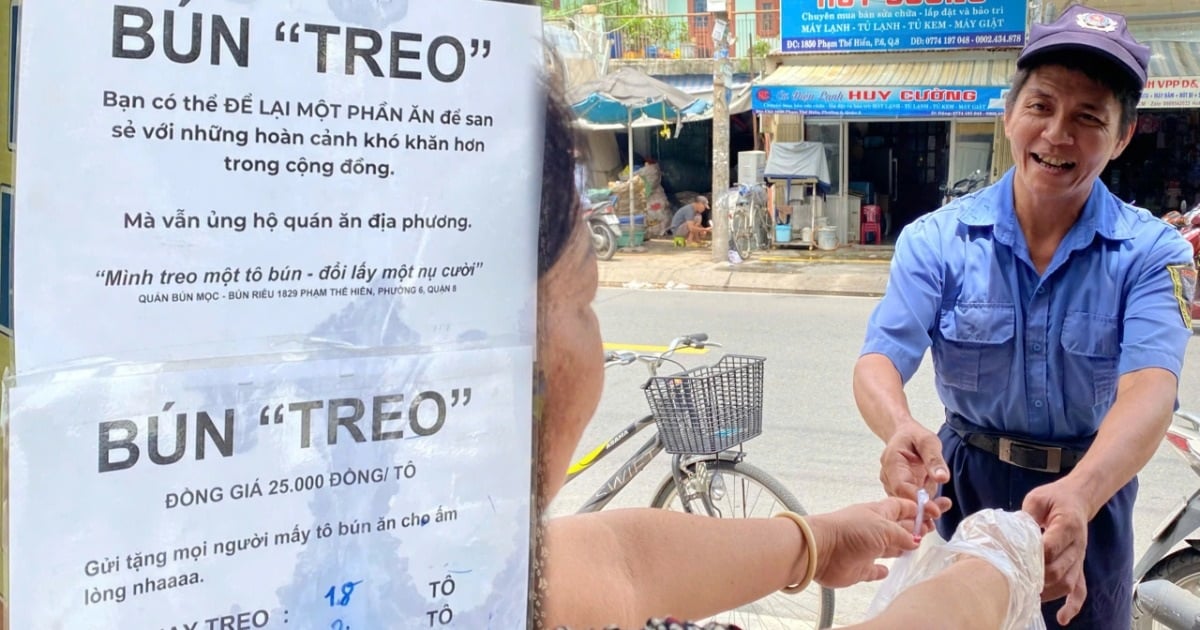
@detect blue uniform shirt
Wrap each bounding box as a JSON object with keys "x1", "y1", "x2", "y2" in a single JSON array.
[{"x1": 863, "y1": 168, "x2": 1194, "y2": 443}]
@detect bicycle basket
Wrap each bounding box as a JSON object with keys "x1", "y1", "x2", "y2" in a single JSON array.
[{"x1": 641, "y1": 354, "x2": 765, "y2": 455}]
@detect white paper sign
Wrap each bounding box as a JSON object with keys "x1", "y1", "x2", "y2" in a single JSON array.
[
  {"x1": 13, "y1": 0, "x2": 541, "y2": 371},
  {"x1": 8, "y1": 0, "x2": 542, "y2": 626},
  {"x1": 9, "y1": 349, "x2": 533, "y2": 628}
]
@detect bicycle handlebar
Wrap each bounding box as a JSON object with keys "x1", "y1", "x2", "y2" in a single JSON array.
[{"x1": 604, "y1": 333, "x2": 722, "y2": 372}]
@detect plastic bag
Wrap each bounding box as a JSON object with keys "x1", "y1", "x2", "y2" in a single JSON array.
[{"x1": 866, "y1": 509, "x2": 1046, "y2": 630}]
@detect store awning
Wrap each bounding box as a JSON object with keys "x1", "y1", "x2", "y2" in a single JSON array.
[
  {"x1": 1141, "y1": 40, "x2": 1200, "y2": 108},
  {"x1": 753, "y1": 57, "x2": 1016, "y2": 117},
  {"x1": 653, "y1": 74, "x2": 755, "y2": 115},
  {"x1": 655, "y1": 73, "x2": 754, "y2": 94},
  {"x1": 1149, "y1": 40, "x2": 1200, "y2": 77}
]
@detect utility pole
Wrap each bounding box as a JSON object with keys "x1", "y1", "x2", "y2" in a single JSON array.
[{"x1": 710, "y1": 4, "x2": 732, "y2": 262}]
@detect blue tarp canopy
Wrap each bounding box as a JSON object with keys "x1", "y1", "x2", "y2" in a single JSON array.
[
  {"x1": 568, "y1": 67, "x2": 711, "y2": 222},
  {"x1": 568, "y1": 66, "x2": 710, "y2": 125}
]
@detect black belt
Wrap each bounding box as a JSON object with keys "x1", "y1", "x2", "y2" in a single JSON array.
[{"x1": 957, "y1": 432, "x2": 1085, "y2": 474}]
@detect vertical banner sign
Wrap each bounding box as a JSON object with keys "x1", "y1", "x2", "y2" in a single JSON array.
[
  {"x1": 781, "y1": 0, "x2": 1026, "y2": 53},
  {"x1": 7, "y1": 0, "x2": 541, "y2": 628}
]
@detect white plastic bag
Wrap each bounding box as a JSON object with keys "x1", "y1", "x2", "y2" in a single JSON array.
[{"x1": 866, "y1": 509, "x2": 1046, "y2": 630}]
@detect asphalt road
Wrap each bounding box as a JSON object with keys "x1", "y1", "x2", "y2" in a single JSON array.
[{"x1": 546, "y1": 287, "x2": 1200, "y2": 627}]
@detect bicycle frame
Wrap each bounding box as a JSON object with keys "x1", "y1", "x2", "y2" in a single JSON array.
[
  {"x1": 566, "y1": 334, "x2": 742, "y2": 515},
  {"x1": 565, "y1": 413, "x2": 748, "y2": 515},
  {"x1": 565, "y1": 414, "x2": 664, "y2": 513}
]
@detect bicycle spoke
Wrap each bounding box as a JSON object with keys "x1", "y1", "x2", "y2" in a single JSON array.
[{"x1": 652, "y1": 460, "x2": 835, "y2": 629}]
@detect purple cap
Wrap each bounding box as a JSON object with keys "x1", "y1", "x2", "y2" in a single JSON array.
[{"x1": 1018, "y1": 4, "x2": 1150, "y2": 89}]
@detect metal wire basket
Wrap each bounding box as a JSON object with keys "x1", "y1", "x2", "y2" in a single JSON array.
[{"x1": 642, "y1": 354, "x2": 765, "y2": 455}]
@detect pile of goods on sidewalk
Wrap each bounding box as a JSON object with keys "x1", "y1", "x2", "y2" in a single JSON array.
[
  {"x1": 608, "y1": 174, "x2": 646, "y2": 219},
  {"x1": 638, "y1": 162, "x2": 671, "y2": 238}
]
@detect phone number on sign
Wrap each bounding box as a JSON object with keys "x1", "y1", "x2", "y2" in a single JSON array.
[{"x1": 971, "y1": 33, "x2": 1023, "y2": 45}]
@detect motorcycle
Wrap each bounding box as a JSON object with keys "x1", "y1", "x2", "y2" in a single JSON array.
[
  {"x1": 1133, "y1": 411, "x2": 1200, "y2": 629},
  {"x1": 583, "y1": 195, "x2": 620, "y2": 261},
  {"x1": 940, "y1": 169, "x2": 987, "y2": 206}
]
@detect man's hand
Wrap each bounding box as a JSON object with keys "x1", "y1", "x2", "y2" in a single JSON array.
[
  {"x1": 807, "y1": 497, "x2": 932, "y2": 588},
  {"x1": 880, "y1": 422, "x2": 951, "y2": 502},
  {"x1": 1022, "y1": 482, "x2": 1090, "y2": 626}
]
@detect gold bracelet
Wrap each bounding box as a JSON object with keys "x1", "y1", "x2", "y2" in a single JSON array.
[{"x1": 774, "y1": 511, "x2": 818, "y2": 595}]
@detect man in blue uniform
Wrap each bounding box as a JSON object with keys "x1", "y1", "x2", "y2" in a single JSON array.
[{"x1": 853, "y1": 5, "x2": 1196, "y2": 628}]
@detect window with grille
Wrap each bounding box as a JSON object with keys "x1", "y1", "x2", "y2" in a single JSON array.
[
  {"x1": 689, "y1": 0, "x2": 711, "y2": 56},
  {"x1": 757, "y1": 1, "x2": 778, "y2": 37}
]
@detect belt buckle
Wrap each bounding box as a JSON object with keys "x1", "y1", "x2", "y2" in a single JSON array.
[{"x1": 997, "y1": 437, "x2": 1062, "y2": 473}]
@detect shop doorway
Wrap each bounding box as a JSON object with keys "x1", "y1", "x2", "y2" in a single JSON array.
[
  {"x1": 848, "y1": 121, "x2": 950, "y2": 238},
  {"x1": 1102, "y1": 109, "x2": 1200, "y2": 214}
]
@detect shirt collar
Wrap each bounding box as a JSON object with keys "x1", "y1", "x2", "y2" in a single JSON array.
[{"x1": 957, "y1": 167, "x2": 1133, "y2": 245}]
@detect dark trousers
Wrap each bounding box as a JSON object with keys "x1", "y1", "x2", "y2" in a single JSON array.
[{"x1": 937, "y1": 424, "x2": 1136, "y2": 629}]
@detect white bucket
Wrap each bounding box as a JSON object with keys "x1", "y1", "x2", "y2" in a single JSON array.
[
  {"x1": 816, "y1": 226, "x2": 838, "y2": 250},
  {"x1": 800, "y1": 226, "x2": 813, "y2": 243}
]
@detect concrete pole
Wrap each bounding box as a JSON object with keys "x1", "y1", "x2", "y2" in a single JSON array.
[{"x1": 710, "y1": 9, "x2": 731, "y2": 262}]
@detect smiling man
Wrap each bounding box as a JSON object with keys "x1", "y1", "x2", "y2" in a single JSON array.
[{"x1": 851, "y1": 5, "x2": 1196, "y2": 629}]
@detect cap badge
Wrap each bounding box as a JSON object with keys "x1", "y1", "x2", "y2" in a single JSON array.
[{"x1": 1076, "y1": 12, "x2": 1118, "y2": 33}]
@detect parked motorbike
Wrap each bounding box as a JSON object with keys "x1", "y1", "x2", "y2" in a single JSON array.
[
  {"x1": 940, "y1": 169, "x2": 987, "y2": 205},
  {"x1": 1135, "y1": 579, "x2": 1200, "y2": 630},
  {"x1": 1163, "y1": 206, "x2": 1200, "y2": 262},
  {"x1": 584, "y1": 195, "x2": 620, "y2": 261},
  {"x1": 1133, "y1": 411, "x2": 1200, "y2": 629}
]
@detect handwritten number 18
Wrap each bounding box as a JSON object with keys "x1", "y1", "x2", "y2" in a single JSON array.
[{"x1": 326, "y1": 580, "x2": 363, "y2": 607}]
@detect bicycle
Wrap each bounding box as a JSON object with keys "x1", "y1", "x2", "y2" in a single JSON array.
[
  {"x1": 728, "y1": 184, "x2": 774, "y2": 261},
  {"x1": 564, "y1": 333, "x2": 835, "y2": 629}
]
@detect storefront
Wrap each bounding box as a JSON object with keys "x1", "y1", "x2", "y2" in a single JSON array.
[
  {"x1": 751, "y1": 0, "x2": 1026, "y2": 244},
  {"x1": 1102, "y1": 27, "x2": 1200, "y2": 215}
]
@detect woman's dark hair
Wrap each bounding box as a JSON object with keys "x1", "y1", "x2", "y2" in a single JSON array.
[
  {"x1": 538, "y1": 59, "x2": 582, "y2": 277},
  {"x1": 1006, "y1": 50, "x2": 1142, "y2": 135}
]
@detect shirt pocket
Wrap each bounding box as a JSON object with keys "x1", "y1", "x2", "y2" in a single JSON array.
[
  {"x1": 934, "y1": 303, "x2": 1015, "y2": 392},
  {"x1": 1061, "y1": 311, "x2": 1120, "y2": 407}
]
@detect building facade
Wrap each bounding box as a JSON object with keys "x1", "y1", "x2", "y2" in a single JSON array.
[{"x1": 752, "y1": 0, "x2": 1200, "y2": 245}]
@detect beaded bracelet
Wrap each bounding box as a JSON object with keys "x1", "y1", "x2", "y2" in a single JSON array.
[{"x1": 774, "y1": 511, "x2": 818, "y2": 595}]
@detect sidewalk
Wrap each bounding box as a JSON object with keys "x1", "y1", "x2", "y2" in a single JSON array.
[{"x1": 597, "y1": 237, "x2": 895, "y2": 297}]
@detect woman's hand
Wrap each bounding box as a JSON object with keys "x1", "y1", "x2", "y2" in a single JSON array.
[{"x1": 806, "y1": 497, "x2": 942, "y2": 588}]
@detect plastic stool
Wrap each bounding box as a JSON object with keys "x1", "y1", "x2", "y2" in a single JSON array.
[
  {"x1": 860, "y1": 204, "x2": 883, "y2": 245},
  {"x1": 673, "y1": 236, "x2": 686, "y2": 247}
]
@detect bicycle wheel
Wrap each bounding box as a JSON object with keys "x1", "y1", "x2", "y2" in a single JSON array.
[
  {"x1": 731, "y1": 210, "x2": 753, "y2": 260},
  {"x1": 650, "y1": 459, "x2": 835, "y2": 629},
  {"x1": 756, "y1": 205, "x2": 775, "y2": 250}
]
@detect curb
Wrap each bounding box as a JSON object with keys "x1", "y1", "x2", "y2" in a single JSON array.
[
  {"x1": 595, "y1": 246, "x2": 893, "y2": 297},
  {"x1": 754, "y1": 256, "x2": 893, "y2": 265},
  {"x1": 597, "y1": 279, "x2": 887, "y2": 297}
]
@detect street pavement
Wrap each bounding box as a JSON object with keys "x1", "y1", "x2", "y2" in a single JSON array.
[{"x1": 597, "y1": 237, "x2": 895, "y2": 296}]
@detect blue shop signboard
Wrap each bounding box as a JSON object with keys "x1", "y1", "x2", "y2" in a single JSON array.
[
  {"x1": 753, "y1": 85, "x2": 1008, "y2": 117},
  {"x1": 781, "y1": 0, "x2": 1026, "y2": 53}
]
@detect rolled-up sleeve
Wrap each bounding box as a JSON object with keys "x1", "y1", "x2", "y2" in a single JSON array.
[{"x1": 1120, "y1": 228, "x2": 1194, "y2": 379}]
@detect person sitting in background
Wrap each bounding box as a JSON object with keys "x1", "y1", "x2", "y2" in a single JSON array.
[
  {"x1": 533, "y1": 60, "x2": 1037, "y2": 630},
  {"x1": 670, "y1": 196, "x2": 711, "y2": 246}
]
